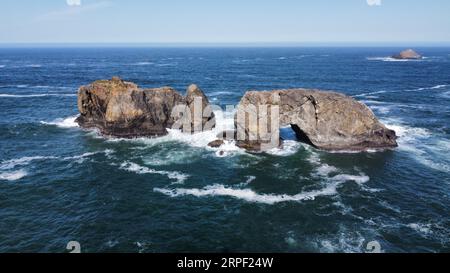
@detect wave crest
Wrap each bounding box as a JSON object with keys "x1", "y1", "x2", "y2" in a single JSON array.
[{"x1": 40, "y1": 116, "x2": 79, "y2": 128}]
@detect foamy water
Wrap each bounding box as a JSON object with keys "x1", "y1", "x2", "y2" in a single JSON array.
[
  {"x1": 0, "y1": 170, "x2": 28, "y2": 181},
  {"x1": 40, "y1": 116, "x2": 79, "y2": 128},
  {"x1": 120, "y1": 161, "x2": 189, "y2": 184}
]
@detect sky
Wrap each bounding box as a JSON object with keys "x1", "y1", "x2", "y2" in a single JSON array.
[{"x1": 1, "y1": 0, "x2": 450, "y2": 44}]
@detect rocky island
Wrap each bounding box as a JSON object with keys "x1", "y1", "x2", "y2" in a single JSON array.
[
  {"x1": 76, "y1": 77, "x2": 398, "y2": 152},
  {"x1": 392, "y1": 49, "x2": 422, "y2": 60},
  {"x1": 223, "y1": 89, "x2": 398, "y2": 151},
  {"x1": 76, "y1": 77, "x2": 214, "y2": 137}
]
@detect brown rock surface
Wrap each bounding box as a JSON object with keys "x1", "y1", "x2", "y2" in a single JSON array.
[
  {"x1": 392, "y1": 49, "x2": 422, "y2": 60},
  {"x1": 234, "y1": 89, "x2": 398, "y2": 151},
  {"x1": 207, "y1": 140, "x2": 225, "y2": 148},
  {"x1": 76, "y1": 77, "x2": 214, "y2": 137}
]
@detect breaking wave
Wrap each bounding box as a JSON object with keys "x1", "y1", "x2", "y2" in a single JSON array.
[
  {"x1": 0, "y1": 156, "x2": 58, "y2": 170},
  {"x1": 408, "y1": 84, "x2": 449, "y2": 92},
  {"x1": 266, "y1": 140, "x2": 301, "y2": 156},
  {"x1": 25, "y1": 64, "x2": 42, "y2": 68},
  {"x1": 153, "y1": 182, "x2": 342, "y2": 205},
  {"x1": 132, "y1": 62, "x2": 154, "y2": 66},
  {"x1": 120, "y1": 162, "x2": 188, "y2": 184},
  {"x1": 154, "y1": 149, "x2": 370, "y2": 204},
  {"x1": 106, "y1": 110, "x2": 245, "y2": 157},
  {"x1": 0, "y1": 93, "x2": 76, "y2": 98},
  {"x1": 366, "y1": 57, "x2": 420, "y2": 62},
  {"x1": 40, "y1": 116, "x2": 79, "y2": 128},
  {"x1": 355, "y1": 84, "x2": 448, "y2": 99},
  {"x1": 0, "y1": 170, "x2": 28, "y2": 181},
  {"x1": 384, "y1": 120, "x2": 450, "y2": 173},
  {"x1": 0, "y1": 150, "x2": 115, "y2": 181}
]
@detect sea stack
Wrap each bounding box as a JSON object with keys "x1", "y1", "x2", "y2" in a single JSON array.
[
  {"x1": 392, "y1": 49, "x2": 422, "y2": 60},
  {"x1": 212, "y1": 89, "x2": 398, "y2": 152},
  {"x1": 76, "y1": 77, "x2": 215, "y2": 137}
]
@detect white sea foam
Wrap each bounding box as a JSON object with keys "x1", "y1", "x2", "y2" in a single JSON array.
[
  {"x1": 0, "y1": 93, "x2": 76, "y2": 98},
  {"x1": 266, "y1": 140, "x2": 301, "y2": 156},
  {"x1": 366, "y1": 57, "x2": 416, "y2": 62},
  {"x1": 1, "y1": 150, "x2": 112, "y2": 171},
  {"x1": 154, "y1": 181, "x2": 341, "y2": 205},
  {"x1": 407, "y1": 223, "x2": 433, "y2": 235},
  {"x1": 353, "y1": 90, "x2": 387, "y2": 98},
  {"x1": 308, "y1": 148, "x2": 370, "y2": 184},
  {"x1": 331, "y1": 174, "x2": 370, "y2": 184},
  {"x1": 25, "y1": 64, "x2": 42, "y2": 68},
  {"x1": 237, "y1": 74, "x2": 258, "y2": 79},
  {"x1": 355, "y1": 84, "x2": 449, "y2": 98},
  {"x1": 40, "y1": 116, "x2": 79, "y2": 128},
  {"x1": 0, "y1": 170, "x2": 27, "y2": 181},
  {"x1": 0, "y1": 156, "x2": 57, "y2": 170},
  {"x1": 156, "y1": 63, "x2": 177, "y2": 67},
  {"x1": 63, "y1": 152, "x2": 98, "y2": 164},
  {"x1": 154, "y1": 143, "x2": 371, "y2": 204},
  {"x1": 384, "y1": 120, "x2": 450, "y2": 173},
  {"x1": 154, "y1": 161, "x2": 370, "y2": 204},
  {"x1": 0, "y1": 94, "x2": 46, "y2": 98},
  {"x1": 409, "y1": 84, "x2": 449, "y2": 91},
  {"x1": 295, "y1": 55, "x2": 312, "y2": 59},
  {"x1": 213, "y1": 140, "x2": 244, "y2": 157},
  {"x1": 209, "y1": 91, "x2": 236, "y2": 96},
  {"x1": 429, "y1": 84, "x2": 448, "y2": 90},
  {"x1": 111, "y1": 110, "x2": 245, "y2": 157},
  {"x1": 132, "y1": 62, "x2": 153, "y2": 66},
  {"x1": 314, "y1": 164, "x2": 339, "y2": 177},
  {"x1": 313, "y1": 226, "x2": 367, "y2": 253},
  {"x1": 142, "y1": 150, "x2": 196, "y2": 166},
  {"x1": 120, "y1": 162, "x2": 188, "y2": 184},
  {"x1": 232, "y1": 59, "x2": 252, "y2": 64},
  {"x1": 368, "y1": 105, "x2": 391, "y2": 114},
  {"x1": 238, "y1": 176, "x2": 256, "y2": 187},
  {"x1": 385, "y1": 123, "x2": 431, "y2": 143},
  {"x1": 285, "y1": 232, "x2": 298, "y2": 247}
]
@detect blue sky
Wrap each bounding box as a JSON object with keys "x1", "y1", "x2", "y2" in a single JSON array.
[{"x1": 1, "y1": 0, "x2": 450, "y2": 44}]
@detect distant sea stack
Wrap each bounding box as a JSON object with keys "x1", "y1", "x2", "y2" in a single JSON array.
[
  {"x1": 76, "y1": 77, "x2": 215, "y2": 137},
  {"x1": 392, "y1": 49, "x2": 422, "y2": 60}
]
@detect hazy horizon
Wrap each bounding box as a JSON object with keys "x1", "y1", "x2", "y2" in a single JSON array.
[
  {"x1": 2, "y1": 0, "x2": 450, "y2": 44},
  {"x1": 1, "y1": 42, "x2": 450, "y2": 48}
]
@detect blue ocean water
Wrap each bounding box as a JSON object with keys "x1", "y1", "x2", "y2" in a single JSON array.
[{"x1": 0, "y1": 47, "x2": 449, "y2": 253}]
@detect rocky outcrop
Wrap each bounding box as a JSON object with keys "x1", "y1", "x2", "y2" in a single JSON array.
[
  {"x1": 218, "y1": 89, "x2": 398, "y2": 152},
  {"x1": 76, "y1": 77, "x2": 214, "y2": 137},
  {"x1": 185, "y1": 84, "x2": 215, "y2": 133},
  {"x1": 392, "y1": 49, "x2": 422, "y2": 60},
  {"x1": 76, "y1": 78, "x2": 397, "y2": 152},
  {"x1": 207, "y1": 140, "x2": 225, "y2": 148}
]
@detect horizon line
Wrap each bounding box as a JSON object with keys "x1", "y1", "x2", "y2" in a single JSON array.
[{"x1": 1, "y1": 41, "x2": 450, "y2": 48}]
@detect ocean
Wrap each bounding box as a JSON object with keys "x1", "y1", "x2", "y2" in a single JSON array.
[{"x1": 0, "y1": 47, "x2": 449, "y2": 253}]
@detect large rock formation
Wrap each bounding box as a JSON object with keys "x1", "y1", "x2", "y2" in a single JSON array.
[
  {"x1": 76, "y1": 78, "x2": 397, "y2": 152},
  {"x1": 184, "y1": 84, "x2": 215, "y2": 133},
  {"x1": 76, "y1": 77, "x2": 214, "y2": 137},
  {"x1": 218, "y1": 89, "x2": 398, "y2": 152},
  {"x1": 392, "y1": 49, "x2": 422, "y2": 60}
]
